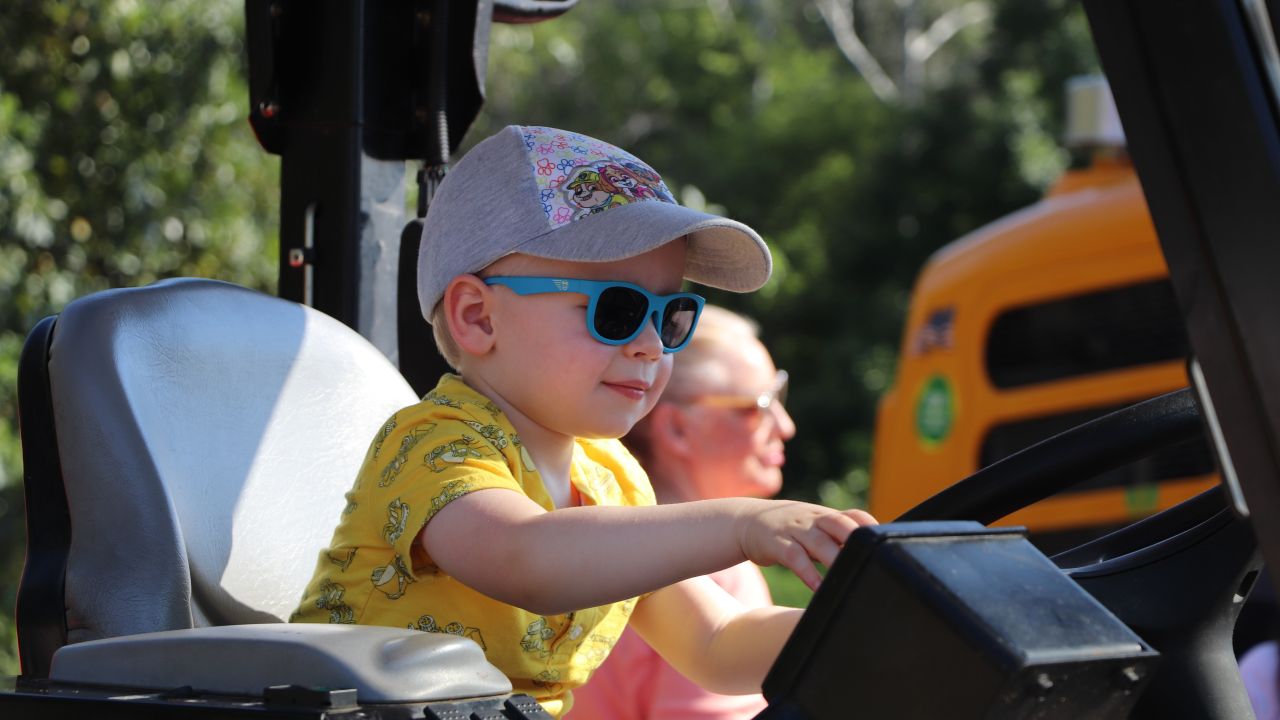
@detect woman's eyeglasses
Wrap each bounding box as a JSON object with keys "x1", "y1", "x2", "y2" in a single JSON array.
[
  {"x1": 484, "y1": 276, "x2": 705, "y2": 353},
  {"x1": 683, "y1": 370, "x2": 789, "y2": 413}
]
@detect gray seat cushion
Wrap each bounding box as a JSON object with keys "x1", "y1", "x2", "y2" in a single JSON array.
[{"x1": 48, "y1": 278, "x2": 419, "y2": 641}]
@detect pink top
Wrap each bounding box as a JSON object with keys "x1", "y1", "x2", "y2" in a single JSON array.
[
  {"x1": 1241, "y1": 641, "x2": 1280, "y2": 720},
  {"x1": 567, "y1": 562, "x2": 773, "y2": 719}
]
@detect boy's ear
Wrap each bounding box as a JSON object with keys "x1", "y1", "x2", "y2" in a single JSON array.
[
  {"x1": 443, "y1": 275, "x2": 496, "y2": 356},
  {"x1": 649, "y1": 403, "x2": 694, "y2": 458}
]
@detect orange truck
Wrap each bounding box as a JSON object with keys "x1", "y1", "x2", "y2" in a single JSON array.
[{"x1": 868, "y1": 77, "x2": 1218, "y2": 552}]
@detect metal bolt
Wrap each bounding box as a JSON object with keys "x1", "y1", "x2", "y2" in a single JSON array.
[
  {"x1": 1035, "y1": 673, "x2": 1054, "y2": 691},
  {"x1": 288, "y1": 248, "x2": 310, "y2": 268},
  {"x1": 259, "y1": 101, "x2": 280, "y2": 119}
]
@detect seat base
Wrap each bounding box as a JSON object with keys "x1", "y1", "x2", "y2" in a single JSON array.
[{"x1": 47, "y1": 623, "x2": 511, "y2": 704}]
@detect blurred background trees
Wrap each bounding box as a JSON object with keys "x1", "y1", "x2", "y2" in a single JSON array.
[
  {"x1": 473, "y1": 0, "x2": 1096, "y2": 512},
  {"x1": 0, "y1": 0, "x2": 1097, "y2": 667},
  {"x1": 0, "y1": 0, "x2": 279, "y2": 673}
]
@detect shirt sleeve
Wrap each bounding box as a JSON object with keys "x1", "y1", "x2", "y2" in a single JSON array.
[{"x1": 362, "y1": 413, "x2": 524, "y2": 578}]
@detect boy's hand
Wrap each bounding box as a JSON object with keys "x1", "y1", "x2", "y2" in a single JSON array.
[{"x1": 735, "y1": 500, "x2": 877, "y2": 591}]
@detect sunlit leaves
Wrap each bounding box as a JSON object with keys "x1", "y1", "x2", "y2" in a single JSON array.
[
  {"x1": 0, "y1": 0, "x2": 281, "y2": 671},
  {"x1": 481, "y1": 0, "x2": 1096, "y2": 512}
]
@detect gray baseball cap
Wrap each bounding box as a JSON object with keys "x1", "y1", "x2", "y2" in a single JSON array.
[{"x1": 417, "y1": 125, "x2": 772, "y2": 321}]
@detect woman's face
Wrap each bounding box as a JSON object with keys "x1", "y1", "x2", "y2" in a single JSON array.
[{"x1": 680, "y1": 337, "x2": 795, "y2": 500}]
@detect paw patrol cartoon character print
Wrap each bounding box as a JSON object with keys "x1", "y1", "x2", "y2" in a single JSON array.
[
  {"x1": 599, "y1": 163, "x2": 666, "y2": 202},
  {"x1": 521, "y1": 125, "x2": 676, "y2": 227},
  {"x1": 566, "y1": 169, "x2": 629, "y2": 219}
]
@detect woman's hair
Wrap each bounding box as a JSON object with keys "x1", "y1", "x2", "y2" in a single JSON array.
[{"x1": 623, "y1": 305, "x2": 760, "y2": 465}]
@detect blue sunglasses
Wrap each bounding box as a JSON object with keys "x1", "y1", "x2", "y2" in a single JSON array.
[{"x1": 484, "y1": 276, "x2": 705, "y2": 353}]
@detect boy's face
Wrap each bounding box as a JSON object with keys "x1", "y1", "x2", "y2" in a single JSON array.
[{"x1": 478, "y1": 240, "x2": 687, "y2": 440}]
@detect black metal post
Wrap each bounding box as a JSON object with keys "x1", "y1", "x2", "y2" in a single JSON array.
[
  {"x1": 245, "y1": 0, "x2": 490, "y2": 367},
  {"x1": 1084, "y1": 0, "x2": 1280, "y2": 587}
]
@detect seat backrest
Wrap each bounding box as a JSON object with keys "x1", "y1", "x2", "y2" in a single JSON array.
[{"x1": 20, "y1": 278, "x2": 418, "y2": 662}]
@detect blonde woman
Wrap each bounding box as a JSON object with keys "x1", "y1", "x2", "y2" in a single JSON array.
[{"x1": 570, "y1": 305, "x2": 796, "y2": 719}]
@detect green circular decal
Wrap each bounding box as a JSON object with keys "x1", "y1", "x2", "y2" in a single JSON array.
[
  {"x1": 915, "y1": 374, "x2": 955, "y2": 447},
  {"x1": 1124, "y1": 483, "x2": 1159, "y2": 515}
]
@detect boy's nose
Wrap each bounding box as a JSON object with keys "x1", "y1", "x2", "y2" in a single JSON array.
[{"x1": 624, "y1": 314, "x2": 665, "y2": 359}]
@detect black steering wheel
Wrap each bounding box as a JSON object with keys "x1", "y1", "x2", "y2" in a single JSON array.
[{"x1": 897, "y1": 388, "x2": 1258, "y2": 720}]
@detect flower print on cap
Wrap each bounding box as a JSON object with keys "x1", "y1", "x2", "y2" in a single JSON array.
[{"x1": 521, "y1": 126, "x2": 676, "y2": 226}]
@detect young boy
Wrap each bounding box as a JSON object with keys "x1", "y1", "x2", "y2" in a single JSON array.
[{"x1": 291, "y1": 125, "x2": 876, "y2": 717}]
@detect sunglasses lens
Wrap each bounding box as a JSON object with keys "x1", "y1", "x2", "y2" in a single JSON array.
[
  {"x1": 660, "y1": 297, "x2": 700, "y2": 349},
  {"x1": 594, "y1": 286, "x2": 649, "y2": 341}
]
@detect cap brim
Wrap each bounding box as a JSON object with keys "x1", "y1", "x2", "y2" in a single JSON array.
[{"x1": 509, "y1": 201, "x2": 772, "y2": 293}]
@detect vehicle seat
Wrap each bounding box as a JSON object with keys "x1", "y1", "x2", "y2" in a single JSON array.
[{"x1": 16, "y1": 278, "x2": 420, "y2": 675}]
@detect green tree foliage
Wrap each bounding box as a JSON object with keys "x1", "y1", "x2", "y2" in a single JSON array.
[
  {"x1": 0, "y1": 0, "x2": 279, "y2": 672},
  {"x1": 480, "y1": 0, "x2": 1097, "y2": 509}
]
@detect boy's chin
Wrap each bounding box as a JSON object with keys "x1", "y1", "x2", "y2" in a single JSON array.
[
  {"x1": 576, "y1": 427, "x2": 630, "y2": 441},
  {"x1": 574, "y1": 420, "x2": 636, "y2": 441}
]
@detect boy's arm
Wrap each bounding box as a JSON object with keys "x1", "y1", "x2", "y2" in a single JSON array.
[
  {"x1": 628, "y1": 575, "x2": 799, "y2": 696},
  {"x1": 419, "y1": 487, "x2": 872, "y2": 616}
]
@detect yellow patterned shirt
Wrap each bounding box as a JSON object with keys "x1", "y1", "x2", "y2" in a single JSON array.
[{"x1": 291, "y1": 374, "x2": 656, "y2": 717}]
